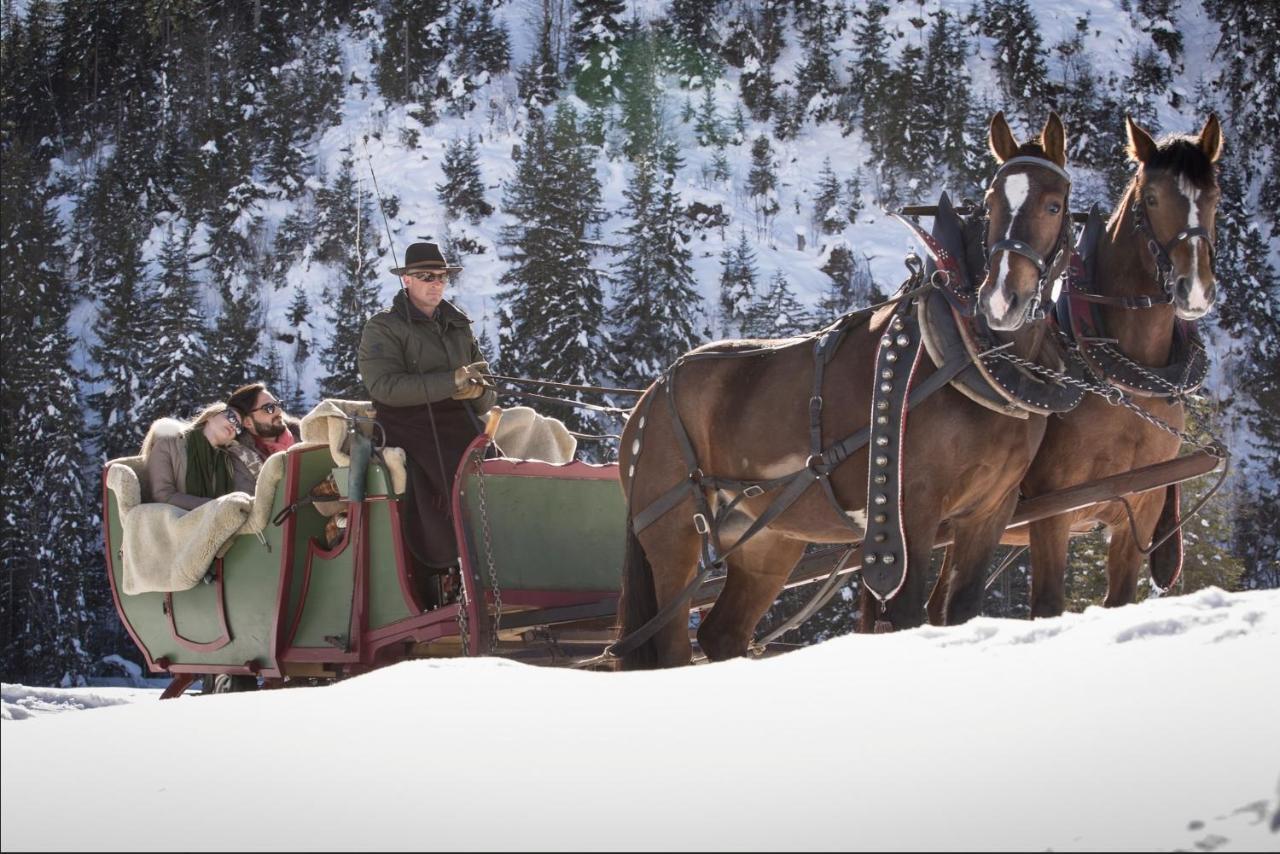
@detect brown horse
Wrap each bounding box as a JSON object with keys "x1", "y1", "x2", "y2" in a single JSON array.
[
  {"x1": 614, "y1": 113, "x2": 1074, "y2": 668},
  {"x1": 931, "y1": 114, "x2": 1223, "y2": 622}
]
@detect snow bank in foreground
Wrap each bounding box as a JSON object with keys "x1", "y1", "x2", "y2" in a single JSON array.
[{"x1": 2, "y1": 587, "x2": 1277, "y2": 852}]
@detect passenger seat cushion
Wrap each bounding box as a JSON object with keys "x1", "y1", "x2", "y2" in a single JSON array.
[{"x1": 106, "y1": 462, "x2": 143, "y2": 518}]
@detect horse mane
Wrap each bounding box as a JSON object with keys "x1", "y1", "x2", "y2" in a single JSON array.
[
  {"x1": 1012, "y1": 141, "x2": 1049, "y2": 159},
  {"x1": 1143, "y1": 137, "x2": 1216, "y2": 189}
]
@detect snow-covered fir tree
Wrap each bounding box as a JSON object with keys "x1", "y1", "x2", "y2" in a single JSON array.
[
  {"x1": 718, "y1": 227, "x2": 759, "y2": 338},
  {"x1": 746, "y1": 135, "x2": 780, "y2": 234},
  {"x1": 141, "y1": 224, "x2": 208, "y2": 423},
  {"x1": 571, "y1": 0, "x2": 626, "y2": 105},
  {"x1": 747, "y1": 269, "x2": 812, "y2": 338},
  {"x1": 375, "y1": 0, "x2": 451, "y2": 106},
  {"x1": 497, "y1": 105, "x2": 609, "y2": 432},
  {"x1": 438, "y1": 135, "x2": 494, "y2": 224},
  {"x1": 610, "y1": 143, "x2": 707, "y2": 388},
  {"x1": 812, "y1": 158, "x2": 844, "y2": 237}
]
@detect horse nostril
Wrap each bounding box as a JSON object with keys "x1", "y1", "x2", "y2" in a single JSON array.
[
  {"x1": 1175, "y1": 277, "x2": 1192, "y2": 301},
  {"x1": 1007, "y1": 290, "x2": 1019, "y2": 309}
]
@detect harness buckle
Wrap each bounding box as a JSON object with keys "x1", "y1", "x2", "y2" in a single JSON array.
[
  {"x1": 806, "y1": 454, "x2": 831, "y2": 478},
  {"x1": 930, "y1": 269, "x2": 951, "y2": 288},
  {"x1": 743, "y1": 484, "x2": 765, "y2": 498},
  {"x1": 689, "y1": 467, "x2": 705, "y2": 483},
  {"x1": 692, "y1": 513, "x2": 710, "y2": 535},
  {"x1": 809, "y1": 395, "x2": 823, "y2": 415}
]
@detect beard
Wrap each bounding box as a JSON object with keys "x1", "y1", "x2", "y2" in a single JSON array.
[{"x1": 256, "y1": 418, "x2": 287, "y2": 439}]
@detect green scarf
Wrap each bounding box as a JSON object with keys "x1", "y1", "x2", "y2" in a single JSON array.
[{"x1": 185, "y1": 428, "x2": 234, "y2": 500}]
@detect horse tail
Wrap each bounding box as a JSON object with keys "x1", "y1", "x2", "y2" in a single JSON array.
[{"x1": 617, "y1": 518, "x2": 659, "y2": 670}]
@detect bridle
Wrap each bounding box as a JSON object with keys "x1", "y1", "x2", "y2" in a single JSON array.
[
  {"x1": 1129, "y1": 181, "x2": 1216, "y2": 303},
  {"x1": 983, "y1": 156, "x2": 1074, "y2": 325}
]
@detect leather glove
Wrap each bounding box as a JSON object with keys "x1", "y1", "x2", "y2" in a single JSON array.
[{"x1": 451, "y1": 361, "x2": 490, "y2": 401}]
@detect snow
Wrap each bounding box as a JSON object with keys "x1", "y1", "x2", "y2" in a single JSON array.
[{"x1": 2, "y1": 587, "x2": 1278, "y2": 851}]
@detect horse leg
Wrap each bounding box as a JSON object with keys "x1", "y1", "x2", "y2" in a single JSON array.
[
  {"x1": 925, "y1": 546, "x2": 951, "y2": 626},
  {"x1": 1103, "y1": 494, "x2": 1164, "y2": 607},
  {"x1": 1028, "y1": 514, "x2": 1072, "y2": 618},
  {"x1": 697, "y1": 533, "x2": 807, "y2": 661},
  {"x1": 935, "y1": 488, "x2": 1021, "y2": 625},
  {"x1": 617, "y1": 505, "x2": 705, "y2": 670}
]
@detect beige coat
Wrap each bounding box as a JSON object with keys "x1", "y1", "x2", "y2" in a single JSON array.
[{"x1": 144, "y1": 419, "x2": 257, "y2": 511}]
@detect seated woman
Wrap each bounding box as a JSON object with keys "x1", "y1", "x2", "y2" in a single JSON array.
[{"x1": 147, "y1": 402, "x2": 257, "y2": 510}]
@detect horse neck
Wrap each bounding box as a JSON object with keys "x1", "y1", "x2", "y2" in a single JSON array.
[{"x1": 1096, "y1": 183, "x2": 1176, "y2": 367}]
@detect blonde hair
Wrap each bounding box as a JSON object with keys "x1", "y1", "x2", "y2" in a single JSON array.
[{"x1": 190, "y1": 402, "x2": 230, "y2": 431}]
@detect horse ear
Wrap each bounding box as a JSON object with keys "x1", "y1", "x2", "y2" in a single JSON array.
[
  {"x1": 1126, "y1": 116, "x2": 1157, "y2": 164},
  {"x1": 1198, "y1": 113, "x2": 1223, "y2": 162},
  {"x1": 989, "y1": 111, "x2": 1019, "y2": 163},
  {"x1": 1040, "y1": 111, "x2": 1067, "y2": 168}
]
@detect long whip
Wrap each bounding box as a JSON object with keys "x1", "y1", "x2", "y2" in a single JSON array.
[{"x1": 360, "y1": 134, "x2": 400, "y2": 269}]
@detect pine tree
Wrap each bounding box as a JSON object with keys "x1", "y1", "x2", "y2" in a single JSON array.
[
  {"x1": 924, "y1": 9, "x2": 976, "y2": 193},
  {"x1": 518, "y1": 7, "x2": 561, "y2": 107},
  {"x1": 610, "y1": 145, "x2": 707, "y2": 387},
  {"x1": 665, "y1": 0, "x2": 719, "y2": 85},
  {"x1": 141, "y1": 224, "x2": 208, "y2": 423},
  {"x1": 375, "y1": 0, "x2": 451, "y2": 104},
  {"x1": 317, "y1": 158, "x2": 384, "y2": 400},
  {"x1": 746, "y1": 135, "x2": 780, "y2": 233},
  {"x1": 794, "y1": 16, "x2": 839, "y2": 125},
  {"x1": 843, "y1": 0, "x2": 891, "y2": 135},
  {"x1": 813, "y1": 158, "x2": 844, "y2": 237},
  {"x1": 746, "y1": 270, "x2": 811, "y2": 337},
  {"x1": 571, "y1": 0, "x2": 626, "y2": 105},
  {"x1": 846, "y1": 168, "x2": 866, "y2": 223},
  {"x1": 618, "y1": 27, "x2": 662, "y2": 161},
  {"x1": 718, "y1": 227, "x2": 759, "y2": 338},
  {"x1": 817, "y1": 242, "x2": 873, "y2": 319},
  {"x1": 694, "y1": 84, "x2": 723, "y2": 147},
  {"x1": 438, "y1": 135, "x2": 494, "y2": 224},
  {"x1": 982, "y1": 0, "x2": 1049, "y2": 125},
  {"x1": 497, "y1": 106, "x2": 609, "y2": 432}
]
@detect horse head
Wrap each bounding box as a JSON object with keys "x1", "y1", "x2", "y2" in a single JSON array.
[
  {"x1": 976, "y1": 111, "x2": 1072, "y2": 332},
  {"x1": 1124, "y1": 114, "x2": 1223, "y2": 320}
]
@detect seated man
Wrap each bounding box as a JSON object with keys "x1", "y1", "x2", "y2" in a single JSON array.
[
  {"x1": 357, "y1": 242, "x2": 496, "y2": 600},
  {"x1": 227, "y1": 383, "x2": 302, "y2": 466}
]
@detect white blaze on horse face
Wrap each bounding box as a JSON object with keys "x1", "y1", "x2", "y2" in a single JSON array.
[
  {"x1": 989, "y1": 173, "x2": 1031, "y2": 322},
  {"x1": 1177, "y1": 175, "x2": 1212, "y2": 314}
]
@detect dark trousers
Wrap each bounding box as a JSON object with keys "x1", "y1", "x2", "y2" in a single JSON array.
[{"x1": 376, "y1": 398, "x2": 481, "y2": 569}]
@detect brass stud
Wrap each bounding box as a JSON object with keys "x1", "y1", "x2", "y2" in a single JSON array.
[
  {"x1": 881, "y1": 369, "x2": 895, "y2": 380},
  {"x1": 876, "y1": 415, "x2": 889, "y2": 425},
  {"x1": 896, "y1": 334, "x2": 910, "y2": 347},
  {"x1": 882, "y1": 335, "x2": 893, "y2": 348},
  {"x1": 875, "y1": 436, "x2": 890, "y2": 447},
  {"x1": 875, "y1": 454, "x2": 889, "y2": 467},
  {"x1": 874, "y1": 494, "x2": 888, "y2": 505},
  {"x1": 864, "y1": 553, "x2": 877, "y2": 565},
  {"x1": 874, "y1": 474, "x2": 887, "y2": 485},
  {"x1": 885, "y1": 351, "x2": 899, "y2": 363},
  {"x1": 874, "y1": 532, "x2": 888, "y2": 543},
  {"x1": 874, "y1": 513, "x2": 888, "y2": 524},
  {"x1": 880, "y1": 381, "x2": 892, "y2": 393},
  {"x1": 876, "y1": 400, "x2": 889, "y2": 411},
  {"x1": 882, "y1": 553, "x2": 896, "y2": 565}
]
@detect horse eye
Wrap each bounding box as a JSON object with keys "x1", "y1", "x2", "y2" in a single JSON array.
[
  {"x1": 1145, "y1": 194, "x2": 1158, "y2": 207},
  {"x1": 1047, "y1": 202, "x2": 1061, "y2": 215}
]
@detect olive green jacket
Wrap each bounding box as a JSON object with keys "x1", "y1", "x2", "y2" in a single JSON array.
[{"x1": 357, "y1": 290, "x2": 497, "y2": 412}]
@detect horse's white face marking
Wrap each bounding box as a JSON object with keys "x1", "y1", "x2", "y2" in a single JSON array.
[
  {"x1": 1176, "y1": 175, "x2": 1212, "y2": 314},
  {"x1": 755, "y1": 453, "x2": 807, "y2": 479},
  {"x1": 988, "y1": 173, "x2": 1030, "y2": 325}
]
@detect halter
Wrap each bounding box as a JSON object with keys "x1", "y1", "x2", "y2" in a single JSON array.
[
  {"x1": 984, "y1": 156, "x2": 1074, "y2": 324},
  {"x1": 1130, "y1": 188, "x2": 1215, "y2": 301}
]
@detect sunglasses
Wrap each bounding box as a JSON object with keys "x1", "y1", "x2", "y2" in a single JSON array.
[
  {"x1": 408, "y1": 272, "x2": 447, "y2": 283},
  {"x1": 248, "y1": 402, "x2": 281, "y2": 415},
  {"x1": 222, "y1": 410, "x2": 243, "y2": 433}
]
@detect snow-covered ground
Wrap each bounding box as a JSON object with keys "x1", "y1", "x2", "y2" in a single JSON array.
[{"x1": 3, "y1": 586, "x2": 1277, "y2": 851}]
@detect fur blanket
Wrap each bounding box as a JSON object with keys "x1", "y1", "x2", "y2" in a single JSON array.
[
  {"x1": 110, "y1": 460, "x2": 252, "y2": 595},
  {"x1": 299, "y1": 399, "x2": 408, "y2": 494},
  {"x1": 491, "y1": 406, "x2": 577, "y2": 464}
]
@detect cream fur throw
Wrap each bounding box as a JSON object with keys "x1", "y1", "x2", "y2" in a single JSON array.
[
  {"x1": 299, "y1": 399, "x2": 407, "y2": 494},
  {"x1": 492, "y1": 406, "x2": 577, "y2": 464},
  {"x1": 119, "y1": 491, "x2": 252, "y2": 595}
]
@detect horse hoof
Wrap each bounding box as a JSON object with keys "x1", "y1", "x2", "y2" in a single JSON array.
[{"x1": 873, "y1": 619, "x2": 894, "y2": 634}]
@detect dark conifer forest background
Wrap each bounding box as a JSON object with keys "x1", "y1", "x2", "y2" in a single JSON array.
[{"x1": 1, "y1": 0, "x2": 1276, "y2": 684}]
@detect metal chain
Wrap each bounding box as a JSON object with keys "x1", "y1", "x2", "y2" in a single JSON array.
[
  {"x1": 988, "y1": 348, "x2": 1226, "y2": 458},
  {"x1": 455, "y1": 563, "x2": 471, "y2": 657},
  {"x1": 474, "y1": 452, "x2": 503, "y2": 652},
  {"x1": 1090, "y1": 340, "x2": 1202, "y2": 399}
]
